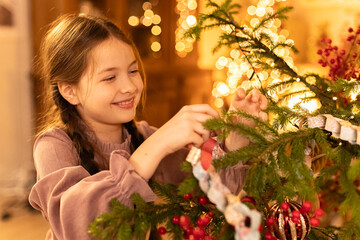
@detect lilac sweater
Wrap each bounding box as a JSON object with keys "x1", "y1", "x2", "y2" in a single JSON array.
[{"x1": 29, "y1": 121, "x2": 248, "y2": 240}]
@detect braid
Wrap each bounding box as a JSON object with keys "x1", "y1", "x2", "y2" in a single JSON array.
[
  {"x1": 123, "y1": 121, "x2": 145, "y2": 153},
  {"x1": 53, "y1": 86, "x2": 100, "y2": 175}
]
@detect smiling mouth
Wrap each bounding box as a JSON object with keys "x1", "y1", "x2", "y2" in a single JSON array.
[{"x1": 113, "y1": 98, "x2": 134, "y2": 109}]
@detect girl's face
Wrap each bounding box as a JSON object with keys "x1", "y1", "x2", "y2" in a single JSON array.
[{"x1": 74, "y1": 37, "x2": 143, "y2": 129}]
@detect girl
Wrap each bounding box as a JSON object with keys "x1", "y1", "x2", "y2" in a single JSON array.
[{"x1": 29, "y1": 14, "x2": 267, "y2": 240}]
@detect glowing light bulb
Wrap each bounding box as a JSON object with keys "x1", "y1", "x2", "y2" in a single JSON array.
[
  {"x1": 128, "y1": 16, "x2": 140, "y2": 26},
  {"x1": 152, "y1": 14, "x2": 161, "y2": 24},
  {"x1": 247, "y1": 5, "x2": 257, "y2": 15},
  {"x1": 216, "y1": 82, "x2": 230, "y2": 96},
  {"x1": 151, "y1": 41, "x2": 161, "y2": 52},
  {"x1": 151, "y1": 25, "x2": 161, "y2": 35},
  {"x1": 144, "y1": 9, "x2": 154, "y2": 18},
  {"x1": 214, "y1": 98, "x2": 224, "y2": 108},
  {"x1": 186, "y1": 15, "x2": 197, "y2": 26},
  {"x1": 142, "y1": 2, "x2": 152, "y2": 10},
  {"x1": 175, "y1": 42, "x2": 185, "y2": 52}
]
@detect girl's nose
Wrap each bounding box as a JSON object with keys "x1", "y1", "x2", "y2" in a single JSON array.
[{"x1": 119, "y1": 75, "x2": 136, "y2": 94}]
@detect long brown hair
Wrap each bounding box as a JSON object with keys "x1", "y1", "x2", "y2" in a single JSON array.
[{"x1": 37, "y1": 14, "x2": 146, "y2": 174}]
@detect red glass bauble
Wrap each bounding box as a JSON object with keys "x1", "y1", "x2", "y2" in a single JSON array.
[{"x1": 268, "y1": 200, "x2": 311, "y2": 240}]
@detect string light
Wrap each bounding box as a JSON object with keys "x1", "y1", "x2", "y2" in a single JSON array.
[
  {"x1": 127, "y1": 1, "x2": 162, "y2": 54},
  {"x1": 175, "y1": 0, "x2": 198, "y2": 57},
  {"x1": 211, "y1": 0, "x2": 300, "y2": 110}
]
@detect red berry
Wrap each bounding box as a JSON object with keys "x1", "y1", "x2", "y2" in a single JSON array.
[
  {"x1": 320, "y1": 37, "x2": 325, "y2": 43},
  {"x1": 179, "y1": 215, "x2": 191, "y2": 229},
  {"x1": 198, "y1": 215, "x2": 211, "y2": 226},
  {"x1": 266, "y1": 217, "x2": 275, "y2": 226},
  {"x1": 188, "y1": 234, "x2": 196, "y2": 240},
  {"x1": 280, "y1": 202, "x2": 290, "y2": 211},
  {"x1": 172, "y1": 215, "x2": 180, "y2": 225},
  {"x1": 265, "y1": 233, "x2": 275, "y2": 240},
  {"x1": 292, "y1": 210, "x2": 301, "y2": 218},
  {"x1": 330, "y1": 59, "x2": 335, "y2": 64},
  {"x1": 327, "y1": 39, "x2": 332, "y2": 44},
  {"x1": 157, "y1": 227, "x2": 167, "y2": 235},
  {"x1": 340, "y1": 50, "x2": 346, "y2": 55},
  {"x1": 208, "y1": 210, "x2": 215, "y2": 218},
  {"x1": 353, "y1": 53, "x2": 358, "y2": 58},
  {"x1": 301, "y1": 201, "x2": 312, "y2": 213},
  {"x1": 184, "y1": 193, "x2": 193, "y2": 200},
  {"x1": 186, "y1": 227, "x2": 193, "y2": 235},
  {"x1": 310, "y1": 217, "x2": 320, "y2": 226},
  {"x1": 349, "y1": 27, "x2": 354, "y2": 32},
  {"x1": 198, "y1": 196, "x2": 209, "y2": 205},
  {"x1": 314, "y1": 208, "x2": 324, "y2": 218},
  {"x1": 317, "y1": 49, "x2": 323, "y2": 55},
  {"x1": 318, "y1": 59, "x2": 324, "y2": 64},
  {"x1": 292, "y1": 216, "x2": 300, "y2": 224},
  {"x1": 193, "y1": 227, "x2": 206, "y2": 238},
  {"x1": 333, "y1": 46, "x2": 338, "y2": 50}
]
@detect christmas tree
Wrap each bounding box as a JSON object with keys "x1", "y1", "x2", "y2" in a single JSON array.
[{"x1": 88, "y1": 0, "x2": 360, "y2": 239}]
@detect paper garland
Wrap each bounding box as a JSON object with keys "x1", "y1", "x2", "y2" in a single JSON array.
[
  {"x1": 307, "y1": 114, "x2": 360, "y2": 145},
  {"x1": 186, "y1": 142, "x2": 261, "y2": 240}
]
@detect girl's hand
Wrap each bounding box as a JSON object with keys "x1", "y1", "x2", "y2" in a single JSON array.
[
  {"x1": 130, "y1": 104, "x2": 219, "y2": 180},
  {"x1": 225, "y1": 88, "x2": 268, "y2": 151},
  {"x1": 154, "y1": 104, "x2": 220, "y2": 155}
]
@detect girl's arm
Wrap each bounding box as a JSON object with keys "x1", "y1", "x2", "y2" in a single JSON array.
[{"x1": 29, "y1": 130, "x2": 156, "y2": 240}]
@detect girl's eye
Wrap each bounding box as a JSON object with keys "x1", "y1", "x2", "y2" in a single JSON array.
[
  {"x1": 129, "y1": 69, "x2": 139, "y2": 74},
  {"x1": 103, "y1": 76, "x2": 115, "y2": 81}
]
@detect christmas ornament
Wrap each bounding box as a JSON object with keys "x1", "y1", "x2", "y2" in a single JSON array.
[
  {"x1": 267, "y1": 200, "x2": 311, "y2": 240},
  {"x1": 308, "y1": 114, "x2": 360, "y2": 145},
  {"x1": 185, "y1": 140, "x2": 262, "y2": 240}
]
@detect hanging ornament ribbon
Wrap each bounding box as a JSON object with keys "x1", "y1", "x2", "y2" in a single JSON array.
[
  {"x1": 186, "y1": 139, "x2": 262, "y2": 240},
  {"x1": 201, "y1": 137, "x2": 217, "y2": 170},
  {"x1": 308, "y1": 114, "x2": 360, "y2": 145}
]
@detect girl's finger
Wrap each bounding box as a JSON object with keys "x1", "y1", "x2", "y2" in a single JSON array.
[
  {"x1": 250, "y1": 89, "x2": 261, "y2": 103},
  {"x1": 184, "y1": 104, "x2": 220, "y2": 119},
  {"x1": 233, "y1": 88, "x2": 246, "y2": 102},
  {"x1": 259, "y1": 111, "x2": 268, "y2": 121},
  {"x1": 259, "y1": 94, "x2": 268, "y2": 110}
]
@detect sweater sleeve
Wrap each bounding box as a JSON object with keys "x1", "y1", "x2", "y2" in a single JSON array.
[{"x1": 28, "y1": 130, "x2": 156, "y2": 240}]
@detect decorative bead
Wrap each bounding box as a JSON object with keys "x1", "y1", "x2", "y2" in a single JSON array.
[
  {"x1": 314, "y1": 208, "x2": 324, "y2": 218},
  {"x1": 198, "y1": 196, "x2": 209, "y2": 205},
  {"x1": 183, "y1": 193, "x2": 193, "y2": 200},
  {"x1": 301, "y1": 201, "x2": 312, "y2": 213},
  {"x1": 179, "y1": 215, "x2": 191, "y2": 229},
  {"x1": 280, "y1": 202, "x2": 290, "y2": 211},
  {"x1": 310, "y1": 217, "x2": 320, "y2": 227},
  {"x1": 208, "y1": 210, "x2": 215, "y2": 218},
  {"x1": 266, "y1": 217, "x2": 275, "y2": 226},
  {"x1": 157, "y1": 227, "x2": 167, "y2": 235},
  {"x1": 172, "y1": 215, "x2": 180, "y2": 225},
  {"x1": 193, "y1": 227, "x2": 206, "y2": 238}
]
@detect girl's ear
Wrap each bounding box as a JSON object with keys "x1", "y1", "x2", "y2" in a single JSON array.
[{"x1": 57, "y1": 82, "x2": 80, "y2": 105}]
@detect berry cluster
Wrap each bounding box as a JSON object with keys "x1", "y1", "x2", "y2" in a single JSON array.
[
  {"x1": 157, "y1": 194, "x2": 215, "y2": 240},
  {"x1": 317, "y1": 26, "x2": 360, "y2": 81}
]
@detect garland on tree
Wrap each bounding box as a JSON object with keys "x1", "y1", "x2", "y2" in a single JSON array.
[{"x1": 89, "y1": 1, "x2": 360, "y2": 239}]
